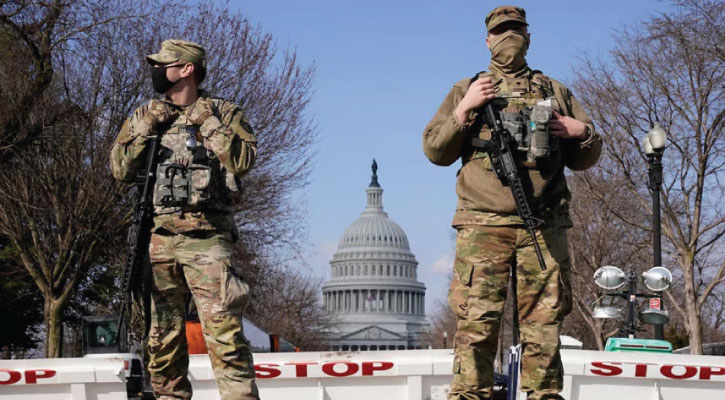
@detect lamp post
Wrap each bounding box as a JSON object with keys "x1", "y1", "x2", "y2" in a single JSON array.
[
  {"x1": 643, "y1": 123, "x2": 667, "y2": 340},
  {"x1": 442, "y1": 331, "x2": 448, "y2": 349}
]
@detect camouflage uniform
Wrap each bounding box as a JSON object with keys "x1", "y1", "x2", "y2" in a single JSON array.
[
  {"x1": 110, "y1": 40, "x2": 259, "y2": 400},
  {"x1": 422, "y1": 7, "x2": 602, "y2": 400}
]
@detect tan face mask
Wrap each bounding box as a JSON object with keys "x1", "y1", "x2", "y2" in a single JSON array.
[{"x1": 489, "y1": 30, "x2": 529, "y2": 74}]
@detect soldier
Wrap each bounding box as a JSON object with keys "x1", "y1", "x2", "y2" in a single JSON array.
[
  {"x1": 110, "y1": 39, "x2": 259, "y2": 400},
  {"x1": 423, "y1": 6, "x2": 602, "y2": 400}
]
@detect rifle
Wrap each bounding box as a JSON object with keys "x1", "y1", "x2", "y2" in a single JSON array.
[
  {"x1": 115, "y1": 129, "x2": 164, "y2": 343},
  {"x1": 470, "y1": 101, "x2": 548, "y2": 272}
]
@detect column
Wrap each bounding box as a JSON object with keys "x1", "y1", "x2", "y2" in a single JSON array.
[{"x1": 376, "y1": 289, "x2": 381, "y2": 312}]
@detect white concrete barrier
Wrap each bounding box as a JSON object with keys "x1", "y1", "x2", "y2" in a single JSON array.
[
  {"x1": 190, "y1": 349, "x2": 725, "y2": 400},
  {"x1": 0, "y1": 357, "x2": 127, "y2": 400},
  {"x1": 560, "y1": 349, "x2": 725, "y2": 400},
  {"x1": 189, "y1": 349, "x2": 454, "y2": 400},
  {"x1": 2, "y1": 349, "x2": 724, "y2": 399}
]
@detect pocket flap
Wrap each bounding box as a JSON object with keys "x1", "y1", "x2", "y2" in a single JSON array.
[
  {"x1": 222, "y1": 267, "x2": 250, "y2": 313},
  {"x1": 453, "y1": 257, "x2": 474, "y2": 286}
]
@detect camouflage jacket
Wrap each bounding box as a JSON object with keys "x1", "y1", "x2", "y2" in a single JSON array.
[
  {"x1": 423, "y1": 67, "x2": 602, "y2": 228},
  {"x1": 110, "y1": 90, "x2": 257, "y2": 235}
]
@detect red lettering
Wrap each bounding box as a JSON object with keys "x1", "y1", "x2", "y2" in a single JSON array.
[
  {"x1": 322, "y1": 362, "x2": 359, "y2": 377},
  {"x1": 361, "y1": 361, "x2": 394, "y2": 376},
  {"x1": 254, "y1": 363, "x2": 282, "y2": 379},
  {"x1": 590, "y1": 362, "x2": 622, "y2": 377},
  {"x1": 285, "y1": 362, "x2": 317, "y2": 378},
  {"x1": 635, "y1": 363, "x2": 652, "y2": 377},
  {"x1": 0, "y1": 369, "x2": 22, "y2": 385},
  {"x1": 661, "y1": 365, "x2": 697, "y2": 379},
  {"x1": 699, "y1": 366, "x2": 725, "y2": 380},
  {"x1": 24, "y1": 369, "x2": 56, "y2": 384}
]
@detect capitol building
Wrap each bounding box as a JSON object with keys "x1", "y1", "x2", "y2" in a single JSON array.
[{"x1": 322, "y1": 161, "x2": 428, "y2": 351}]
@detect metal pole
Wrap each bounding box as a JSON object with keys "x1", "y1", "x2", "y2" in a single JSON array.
[
  {"x1": 627, "y1": 264, "x2": 637, "y2": 338},
  {"x1": 650, "y1": 153, "x2": 665, "y2": 340}
]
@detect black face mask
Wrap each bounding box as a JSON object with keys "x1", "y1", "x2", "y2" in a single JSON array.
[{"x1": 150, "y1": 65, "x2": 182, "y2": 94}]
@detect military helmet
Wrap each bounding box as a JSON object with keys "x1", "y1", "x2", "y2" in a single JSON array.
[{"x1": 485, "y1": 6, "x2": 528, "y2": 32}]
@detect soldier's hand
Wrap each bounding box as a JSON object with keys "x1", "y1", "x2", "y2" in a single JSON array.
[
  {"x1": 142, "y1": 99, "x2": 178, "y2": 127},
  {"x1": 186, "y1": 97, "x2": 215, "y2": 126},
  {"x1": 548, "y1": 111, "x2": 588, "y2": 140},
  {"x1": 455, "y1": 76, "x2": 495, "y2": 125}
]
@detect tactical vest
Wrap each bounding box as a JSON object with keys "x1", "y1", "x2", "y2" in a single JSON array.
[
  {"x1": 464, "y1": 70, "x2": 562, "y2": 170},
  {"x1": 152, "y1": 99, "x2": 241, "y2": 215}
]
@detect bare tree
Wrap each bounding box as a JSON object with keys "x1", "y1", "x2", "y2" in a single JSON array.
[
  {"x1": 245, "y1": 269, "x2": 335, "y2": 351},
  {"x1": 423, "y1": 296, "x2": 457, "y2": 349},
  {"x1": 564, "y1": 173, "x2": 650, "y2": 349},
  {"x1": 572, "y1": 0, "x2": 724, "y2": 354},
  {"x1": 0, "y1": 0, "x2": 317, "y2": 357}
]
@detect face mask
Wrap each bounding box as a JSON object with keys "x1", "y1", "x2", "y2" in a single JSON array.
[
  {"x1": 150, "y1": 65, "x2": 182, "y2": 94},
  {"x1": 489, "y1": 30, "x2": 529, "y2": 74}
]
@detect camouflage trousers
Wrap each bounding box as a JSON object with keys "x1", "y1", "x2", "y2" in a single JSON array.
[
  {"x1": 148, "y1": 230, "x2": 259, "y2": 400},
  {"x1": 448, "y1": 225, "x2": 572, "y2": 400}
]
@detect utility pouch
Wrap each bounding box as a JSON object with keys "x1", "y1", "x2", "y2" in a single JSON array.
[
  {"x1": 221, "y1": 266, "x2": 250, "y2": 313},
  {"x1": 187, "y1": 165, "x2": 213, "y2": 206},
  {"x1": 525, "y1": 104, "x2": 553, "y2": 165},
  {"x1": 501, "y1": 112, "x2": 525, "y2": 152},
  {"x1": 155, "y1": 163, "x2": 190, "y2": 207}
]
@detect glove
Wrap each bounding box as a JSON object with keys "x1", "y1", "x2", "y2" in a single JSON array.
[
  {"x1": 186, "y1": 97, "x2": 215, "y2": 126},
  {"x1": 142, "y1": 99, "x2": 178, "y2": 127}
]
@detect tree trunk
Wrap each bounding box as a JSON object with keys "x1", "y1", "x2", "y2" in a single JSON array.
[
  {"x1": 44, "y1": 298, "x2": 63, "y2": 358},
  {"x1": 684, "y1": 298, "x2": 704, "y2": 355},
  {"x1": 683, "y1": 258, "x2": 704, "y2": 354}
]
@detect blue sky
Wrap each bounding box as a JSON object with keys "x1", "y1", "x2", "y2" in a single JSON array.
[{"x1": 232, "y1": 1, "x2": 679, "y2": 311}]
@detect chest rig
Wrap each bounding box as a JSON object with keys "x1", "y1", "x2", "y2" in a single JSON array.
[
  {"x1": 152, "y1": 101, "x2": 236, "y2": 214},
  {"x1": 467, "y1": 71, "x2": 560, "y2": 168}
]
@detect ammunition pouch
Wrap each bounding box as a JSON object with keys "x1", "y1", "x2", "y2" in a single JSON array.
[
  {"x1": 497, "y1": 102, "x2": 559, "y2": 167},
  {"x1": 156, "y1": 163, "x2": 190, "y2": 207}
]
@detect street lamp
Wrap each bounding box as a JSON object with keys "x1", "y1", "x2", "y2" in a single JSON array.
[
  {"x1": 442, "y1": 331, "x2": 448, "y2": 348},
  {"x1": 591, "y1": 263, "x2": 673, "y2": 338},
  {"x1": 642, "y1": 122, "x2": 667, "y2": 340}
]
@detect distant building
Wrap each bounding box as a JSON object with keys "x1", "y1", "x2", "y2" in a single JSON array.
[{"x1": 321, "y1": 161, "x2": 428, "y2": 351}]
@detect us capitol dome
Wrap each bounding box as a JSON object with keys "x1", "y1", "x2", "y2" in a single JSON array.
[{"x1": 322, "y1": 160, "x2": 428, "y2": 351}]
